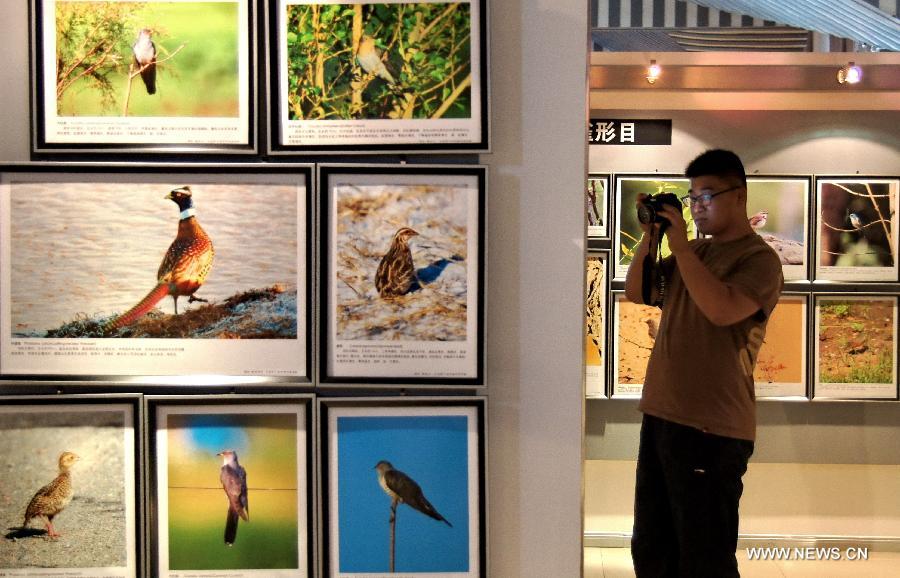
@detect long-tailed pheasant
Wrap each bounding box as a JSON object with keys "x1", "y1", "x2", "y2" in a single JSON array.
[
  {"x1": 23, "y1": 451, "x2": 79, "y2": 538},
  {"x1": 107, "y1": 186, "x2": 214, "y2": 330},
  {"x1": 375, "y1": 227, "x2": 419, "y2": 298}
]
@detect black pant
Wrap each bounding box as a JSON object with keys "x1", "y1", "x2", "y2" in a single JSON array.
[{"x1": 631, "y1": 414, "x2": 754, "y2": 578}]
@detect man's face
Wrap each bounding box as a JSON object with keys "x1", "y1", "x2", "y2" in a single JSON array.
[{"x1": 687, "y1": 175, "x2": 744, "y2": 237}]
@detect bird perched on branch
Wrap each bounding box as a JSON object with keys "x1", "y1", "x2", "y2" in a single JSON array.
[
  {"x1": 375, "y1": 227, "x2": 419, "y2": 298},
  {"x1": 375, "y1": 460, "x2": 451, "y2": 526},
  {"x1": 218, "y1": 450, "x2": 249, "y2": 546},
  {"x1": 132, "y1": 28, "x2": 157, "y2": 95},
  {"x1": 23, "y1": 451, "x2": 79, "y2": 538},
  {"x1": 357, "y1": 35, "x2": 396, "y2": 85},
  {"x1": 106, "y1": 186, "x2": 214, "y2": 331}
]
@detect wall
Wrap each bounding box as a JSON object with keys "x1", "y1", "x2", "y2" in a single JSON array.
[
  {"x1": 0, "y1": 1, "x2": 589, "y2": 576},
  {"x1": 586, "y1": 107, "x2": 900, "y2": 541}
]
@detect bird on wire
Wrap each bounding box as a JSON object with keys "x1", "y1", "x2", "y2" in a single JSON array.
[
  {"x1": 375, "y1": 460, "x2": 452, "y2": 526},
  {"x1": 105, "y1": 186, "x2": 214, "y2": 331},
  {"x1": 356, "y1": 35, "x2": 396, "y2": 85},
  {"x1": 375, "y1": 227, "x2": 420, "y2": 299},
  {"x1": 22, "y1": 451, "x2": 79, "y2": 538},
  {"x1": 218, "y1": 450, "x2": 249, "y2": 546},
  {"x1": 748, "y1": 210, "x2": 768, "y2": 230},
  {"x1": 132, "y1": 28, "x2": 157, "y2": 95}
]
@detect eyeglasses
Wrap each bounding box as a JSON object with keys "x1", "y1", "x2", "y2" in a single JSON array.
[{"x1": 680, "y1": 185, "x2": 742, "y2": 208}]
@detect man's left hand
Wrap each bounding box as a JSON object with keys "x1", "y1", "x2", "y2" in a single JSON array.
[{"x1": 660, "y1": 204, "x2": 690, "y2": 256}]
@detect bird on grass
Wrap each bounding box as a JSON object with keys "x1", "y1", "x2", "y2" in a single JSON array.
[
  {"x1": 23, "y1": 451, "x2": 79, "y2": 538},
  {"x1": 106, "y1": 186, "x2": 214, "y2": 331},
  {"x1": 748, "y1": 210, "x2": 768, "y2": 230},
  {"x1": 375, "y1": 227, "x2": 419, "y2": 299},
  {"x1": 356, "y1": 35, "x2": 396, "y2": 85},
  {"x1": 132, "y1": 28, "x2": 157, "y2": 95},
  {"x1": 218, "y1": 450, "x2": 248, "y2": 546},
  {"x1": 375, "y1": 460, "x2": 452, "y2": 526}
]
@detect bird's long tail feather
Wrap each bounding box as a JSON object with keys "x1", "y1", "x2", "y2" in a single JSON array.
[
  {"x1": 107, "y1": 283, "x2": 169, "y2": 330},
  {"x1": 224, "y1": 507, "x2": 239, "y2": 545}
]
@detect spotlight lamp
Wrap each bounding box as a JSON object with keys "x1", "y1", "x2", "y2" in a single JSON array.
[
  {"x1": 646, "y1": 60, "x2": 661, "y2": 84},
  {"x1": 837, "y1": 62, "x2": 862, "y2": 84}
]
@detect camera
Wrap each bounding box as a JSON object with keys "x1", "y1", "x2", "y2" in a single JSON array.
[{"x1": 637, "y1": 192, "x2": 681, "y2": 229}]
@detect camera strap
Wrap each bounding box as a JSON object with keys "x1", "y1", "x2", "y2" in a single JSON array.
[{"x1": 641, "y1": 229, "x2": 666, "y2": 307}]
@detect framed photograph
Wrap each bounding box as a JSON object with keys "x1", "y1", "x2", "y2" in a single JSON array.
[
  {"x1": 585, "y1": 254, "x2": 607, "y2": 398},
  {"x1": 267, "y1": 0, "x2": 488, "y2": 153},
  {"x1": 613, "y1": 175, "x2": 693, "y2": 280},
  {"x1": 0, "y1": 164, "x2": 311, "y2": 382},
  {"x1": 815, "y1": 177, "x2": 899, "y2": 282},
  {"x1": 148, "y1": 395, "x2": 314, "y2": 578},
  {"x1": 746, "y1": 176, "x2": 810, "y2": 281},
  {"x1": 320, "y1": 165, "x2": 485, "y2": 386},
  {"x1": 813, "y1": 295, "x2": 898, "y2": 400},
  {"x1": 319, "y1": 397, "x2": 486, "y2": 577},
  {"x1": 586, "y1": 174, "x2": 609, "y2": 238},
  {"x1": 754, "y1": 294, "x2": 808, "y2": 399},
  {"x1": 30, "y1": 0, "x2": 257, "y2": 155},
  {"x1": 0, "y1": 394, "x2": 140, "y2": 577},
  {"x1": 611, "y1": 292, "x2": 660, "y2": 398}
]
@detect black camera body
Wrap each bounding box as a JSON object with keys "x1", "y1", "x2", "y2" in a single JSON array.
[{"x1": 637, "y1": 192, "x2": 681, "y2": 229}]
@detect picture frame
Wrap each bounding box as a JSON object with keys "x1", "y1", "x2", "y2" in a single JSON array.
[
  {"x1": 612, "y1": 174, "x2": 693, "y2": 280},
  {"x1": 746, "y1": 176, "x2": 811, "y2": 282},
  {"x1": 585, "y1": 253, "x2": 607, "y2": 398},
  {"x1": 754, "y1": 294, "x2": 808, "y2": 400},
  {"x1": 319, "y1": 164, "x2": 486, "y2": 386},
  {"x1": 0, "y1": 393, "x2": 141, "y2": 577},
  {"x1": 813, "y1": 294, "x2": 899, "y2": 401},
  {"x1": 814, "y1": 176, "x2": 899, "y2": 283},
  {"x1": 30, "y1": 0, "x2": 258, "y2": 155},
  {"x1": 586, "y1": 174, "x2": 609, "y2": 238},
  {"x1": 147, "y1": 395, "x2": 315, "y2": 578},
  {"x1": 610, "y1": 291, "x2": 660, "y2": 399},
  {"x1": 267, "y1": 0, "x2": 489, "y2": 153},
  {"x1": 0, "y1": 164, "x2": 312, "y2": 383},
  {"x1": 318, "y1": 396, "x2": 486, "y2": 577}
]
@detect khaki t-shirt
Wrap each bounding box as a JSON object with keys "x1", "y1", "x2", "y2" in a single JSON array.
[{"x1": 639, "y1": 232, "x2": 783, "y2": 441}]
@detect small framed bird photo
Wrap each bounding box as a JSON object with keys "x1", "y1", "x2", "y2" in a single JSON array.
[
  {"x1": 813, "y1": 295, "x2": 899, "y2": 401},
  {"x1": 319, "y1": 397, "x2": 486, "y2": 577},
  {"x1": 585, "y1": 253, "x2": 607, "y2": 398},
  {"x1": 613, "y1": 175, "x2": 693, "y2": 280},
  {"x1": 814, "y1": 177, "x2": 900, "y2": 282},
  {"x1": 586, "y1": 174, "x2": 609, "y2": 239},
  {"x1": 0, "y1": 164, "x2": 312, "y2": 383},
  {"x1": 29, "y1": 0, "x2": 258, "y2": 155},
  {"x1": 148, "y1": 395, "x2": 315, "y2": 578},
  {"x1": 754, "y1": 294, "x2": 808, "y2": 399},
  {"x1": 267, "y1": 0, "x2": 489, "y2": 153},
  {"x1": 0, "y1": 394, "x2": 141, "y2": 577},
  {"x1": 746, "y1": 176, "x2": 811, "y2": 281},
  {"x1": 319, "y1": 164, "x2": 486, "y2": 386}
]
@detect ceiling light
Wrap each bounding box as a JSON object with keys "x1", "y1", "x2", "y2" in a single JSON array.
[
  {"x1": 837, "y1": 62, "x2": 862, "y2": 84},
  {"x1": 646, "y1": 60, "x2": 661, "y2": 84}
]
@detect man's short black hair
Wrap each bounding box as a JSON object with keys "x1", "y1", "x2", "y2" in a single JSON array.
[{"x1": 685, "y1": 149, "x2": 746, "y2": 186}]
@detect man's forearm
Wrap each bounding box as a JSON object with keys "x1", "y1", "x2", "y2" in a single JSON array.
[{"x1": 671, "y1": 246, "x2": 759, "y2": 326}]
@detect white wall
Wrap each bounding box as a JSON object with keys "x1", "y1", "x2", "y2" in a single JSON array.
[{"x1": 0, "y1": 1, "x2": 590, "y2": 576}]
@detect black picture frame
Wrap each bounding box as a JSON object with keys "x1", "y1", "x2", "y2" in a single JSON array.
[
  {"x1": 29, "y1": 0, "x2": 259, "y2": 156},
  {"x1": 0, "y1": 163, "x2": 313, "y2": 384},
  {"x1": 266, "y1": 0, "x2": 489, "y2": 154},
  {"x1": 318, "y1": 396, "x2": 487, "y2": 577},
  {"x1": 318, "y1": 164, "x2": 486, "y2": 387},
  {"x1": 146, "y1": 394, "x2": 316, "y2": 578}
]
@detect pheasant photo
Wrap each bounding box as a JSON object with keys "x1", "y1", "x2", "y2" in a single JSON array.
[
  {"x1": 107, "y1": 186, "x2": 214, "y2": 331},
  {"x1": 22, "y1": 451, "x2": 79, "y2": 538}
]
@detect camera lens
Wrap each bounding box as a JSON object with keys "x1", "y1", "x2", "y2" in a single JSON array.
[{"x1": 637, "y1": 203, "x2": 654, "y2": 224}]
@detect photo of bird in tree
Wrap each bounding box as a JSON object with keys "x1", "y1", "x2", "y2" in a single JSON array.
[
  {"x1": 284, "y1": 2, "x2": 473, "y2": 120},
  {"x1": 332, "y1": 181, "x2": 472, "y2": 341},
  {"x1": 816, "y1": 178, "x2": 898, "y2": 282},
  {"x1": 160, "y1": 408, "x2": 304, "y2": 571},
  {"x1": 6, "y1": 179, "x2": 299, "y2": 340},
  {"x1": 330, "y1": 411, "x2": 474, "y2": 574},
  {"x1": 0, "y1": 404, "x2": 134, "y2": 573},
  {"x1": 52, "y1": 1, "x2": 241, "y2": 118}
]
